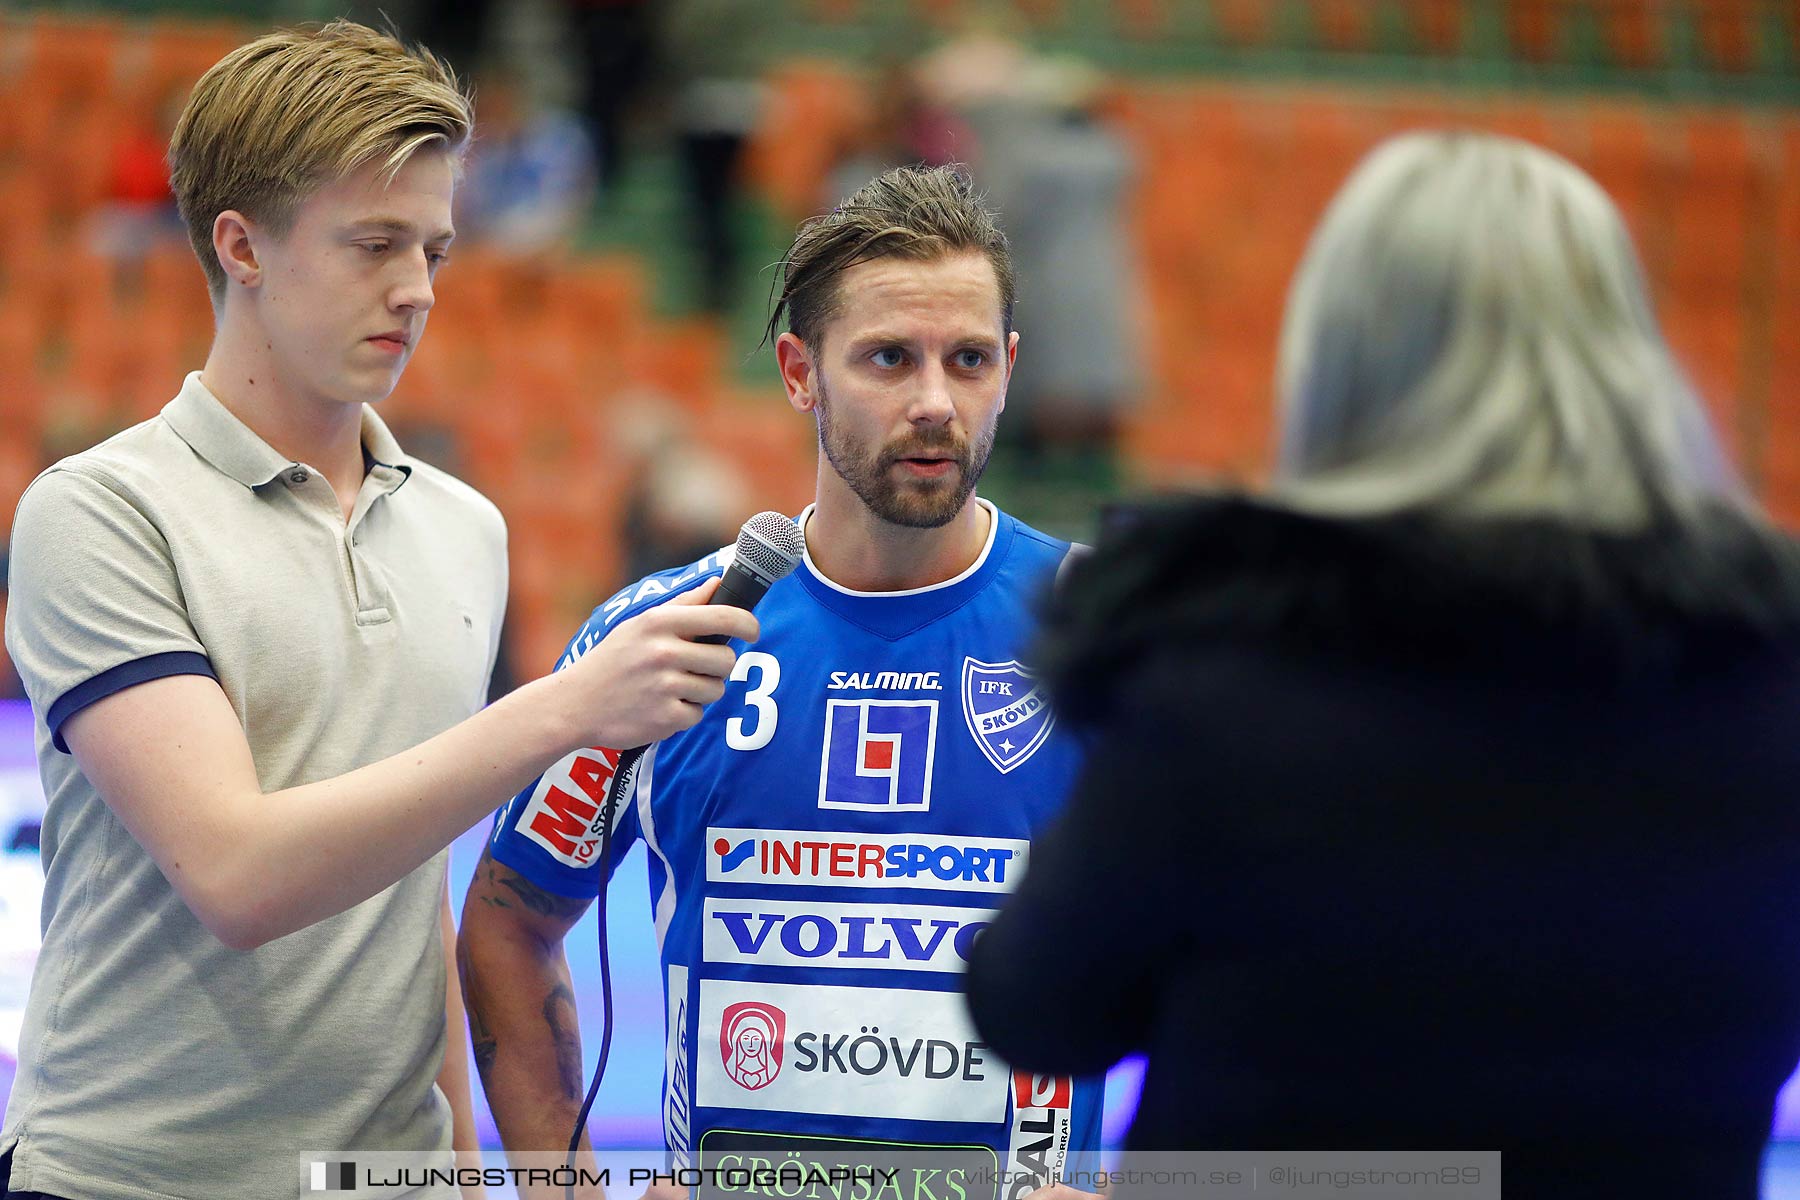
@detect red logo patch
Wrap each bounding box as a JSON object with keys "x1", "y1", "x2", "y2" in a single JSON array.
[
  {"x1": 720, "y1": 1001, "x2": 786, "y2": 1091},
  {"x1": 1013, "y1": 1071, "x2": 1071, "y2": 1109}
]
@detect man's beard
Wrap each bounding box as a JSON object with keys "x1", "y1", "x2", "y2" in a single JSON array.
[{"x1": 815, "y1": 373, "x2": 996, "y2": 529}]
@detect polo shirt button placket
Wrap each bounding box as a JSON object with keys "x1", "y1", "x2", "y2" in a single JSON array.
[{"x1": 288, "y1": 467, "x2": 310, "y2": 486}]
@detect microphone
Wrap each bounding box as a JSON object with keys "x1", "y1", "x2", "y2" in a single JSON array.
[{"x1": 700, "y1": 510, "x2": 806, "y2": 641}]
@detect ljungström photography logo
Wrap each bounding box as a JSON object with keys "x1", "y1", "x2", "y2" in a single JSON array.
[{"x1": 309, "y1": 1160, "x2": 356, "y2": 1191}]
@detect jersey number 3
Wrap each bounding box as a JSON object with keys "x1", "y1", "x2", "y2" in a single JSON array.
[{"x1": 726, "y1": 651, "x2": 780, "y2": 752}]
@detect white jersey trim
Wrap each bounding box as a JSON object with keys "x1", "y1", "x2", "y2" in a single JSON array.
[
  {"x1": 635, "y1": 743, "x2": 677, "y2": 953},
  {"x1": 799, "y1": 497, "x2": 999, "y2": 598}
]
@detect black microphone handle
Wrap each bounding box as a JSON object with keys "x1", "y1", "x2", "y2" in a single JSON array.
[{"x1": 697, "y1": 566, "x2": 770, "y2": 644}]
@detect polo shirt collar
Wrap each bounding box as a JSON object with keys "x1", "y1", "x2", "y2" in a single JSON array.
[
  {"x1": 162, "y1": 371, "x2": 413, "y2": 490},
  {"x1": 360, "y1": 405, "x2": 413, "y2": 493}
]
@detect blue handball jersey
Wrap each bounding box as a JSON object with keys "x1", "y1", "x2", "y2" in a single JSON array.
[{"x1": 490, "y1": 500, "x2": 1103, "y2": 1192}]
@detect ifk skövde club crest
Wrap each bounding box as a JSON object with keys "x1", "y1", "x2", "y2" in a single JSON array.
[{"x1": 960, "y1": 658, "x2": 1055, "y2": 774}]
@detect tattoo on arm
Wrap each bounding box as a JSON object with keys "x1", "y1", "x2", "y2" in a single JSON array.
[
  {"x1": 470, "y1": 851, "x2": 592, "y2": 921},
  {"x1": 499, "y1": 871, "x2": 593, "y2": 920},
  {"x1": 544, "y1": 982, "x2": 584, "y2": 1101},
  {"x1": 456, "y1": 938, "x2": 498, "y2": 1080}
]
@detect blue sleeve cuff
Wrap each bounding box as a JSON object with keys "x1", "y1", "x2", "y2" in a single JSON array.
[{"x1": 47, "y1": 651, "x2": 216, "y2": 753}]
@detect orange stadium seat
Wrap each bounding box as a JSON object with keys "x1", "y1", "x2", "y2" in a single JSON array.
[
  {"x1": 140, "y1": 17, "x2": 244, "y2": 96},
  {"x1": 1599, "y1": 0, "x2": 1663, "y2": 68},
  {"x1": 1775, "y1": 118, "x2": 1800, "y2": 299},
  {"x1": 745, "y1": 65, "x2": 866, "y2": 222},
  {"x1": 544, "y1": 256, "x2": 650, "y2": 354},
  {"x1": 1770, "y1": 332, "x2": 1800, "y2": 434},
  {"x1": 457, "y1": 398, "x2": 531, "y2": 493},
  {"x1": 627, "y1": 319, "x2": 729, "y2": 413},
  {"x1": 1661, "y1": 298, "x2": 1744, "y2": 443},
  {"x1": 911, "y1": 0, "x2": 962, "y2": 28},
  {"x1": 1666, "y1": 109, "x2": 1753, "y2": 297},
  {"x1": 807, "y1": 0, "x2": 861, "y2": 23},
  {"x1": 142, "y1": 242, "x2": 214, "y2": 327},
  {"x1": 1136, "y1": 91, "x2": 1253, "y2": 273},
  {"x1": 2, "y1": 84, "x2": 68, "y2": 172},
  {"x1": 1114, "y1": 0, "x2": 1172, "y2": 39},
  {"x1": 1374, "y1": 94, "x2": 1463, "y2": 141},
  {"x1": 1211, "y1": 0, "x2": 1278, "y2": 47},
  {"x1": 503, "y1": 558, "x2": 563, "y2": 656},
  {"x1": 0, "y1": 173, "x2": 55, "y2": 283},
  {"x1": 18, "y1": 12, "x2": 122, "y2": 104},
  {"x1": 1480, "y1": 98, "x2": 1557, "y2": 150},
  {"x1": 1694, "y1": 0, "x2": 1757, "y2": 72},
  {"x1": 43, "y1": 104, "x2": 124, "y2": 216},
  {"x1": 0, "y1": 69, "x2": 30, "y2": 159},
  {"x1": 1570, "y1": 99, "x2": 1658, "y2": 242},
  {"x1": 120, "y1": 299, "x2": 204, "y2": 422},
  {"x1": 1761, "y1": 326, "x2": 1800, "y2": 522},
  {"x1": 0, "y1": 299, "x2": 48, "y2": 429},
  {"x1": 6, "y1": 12, "x2": 1797, "y2": 567},
  {"x1": 1309, "y1": 0, "x2": 1374, "y2": 51},
  {"x1": 507, "y1": 339, "x2": 588, "y2": 428},
  {"x1": 1505, "y1": 0, "x2": 1565, "y2": 62},
  {"x1": 1770, "y1": 380, "x2": 1800, "y2": 518},
  {"x1": 1406, "y1": 0, "x2": 1465, "y2": 54},
  {"x1": 692, "y1": 400, "x2": 815, "y2": 516},
  {"x1": 1773, "y1": 175, "x2": 1800, "y2": 317},
  {"x1": 1010, "y1": 0, "x2": 1067, "y2": 31},
  {"x1": 1288, "y1": 92, "x2": 1369, "y2": 184}
]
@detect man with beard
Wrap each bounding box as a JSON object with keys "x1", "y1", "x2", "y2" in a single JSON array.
[{"x1": 459, "y1": 166, "x2": 1105, "y2": 1198}]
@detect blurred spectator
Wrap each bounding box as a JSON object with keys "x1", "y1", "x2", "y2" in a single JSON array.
[
  {"x1": 968, "y1": 132, "x2": 1800, "y2": 1199},
  {"x1": 909, "y1": 24, "x2": 1142, "y2": 531},
  {"x1": 980, "y1": 59, "x2": 1141, "y2": 472},
  {"x1": 911, "y1": 11, "x2": 1039, "y2": 114},
  {"x1": 393, "y1": 0, "x2": 652, "y2": 192},
  {"x1": 827, "y1": 61, "x2": 972, "y2": 206},
  {"x1": 614, "y1": 397, "x2": 749, "y2": 582},
  {"x1": 397, "y1": 0, "x2": 493, "y2": 84},
  {"x1": 460, "y1": 69, "x2": 597, "y2": 253},
  {"x1": 660, "y1": 0, "x2": 770, "y2": 314},
  {"x1": 569, "y1": 0, "x2": 655, "y2": 190},
  {"x1": 83, "y1": 87, "x2": 185, "y2": 265}
]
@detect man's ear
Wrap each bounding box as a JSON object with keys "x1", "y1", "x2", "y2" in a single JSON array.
[
  {"x1": 1000, "y1": 329, "x2": 1019, "y2": 413},
  {"x1": 775, "y1": 332, "x2": 820, "y2": 415},
  {"x1": 212, "y1": 210, "x2": 262, "y2": 290}
]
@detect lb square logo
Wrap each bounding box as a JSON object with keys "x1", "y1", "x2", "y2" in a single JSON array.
[{"x1": 818, "y1": 699, "x2": 937, "y2": 811}]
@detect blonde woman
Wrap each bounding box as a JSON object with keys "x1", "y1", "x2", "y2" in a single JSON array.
[{"x1": 969, "y1": 132, "x2": 1800, "y2": 1199}]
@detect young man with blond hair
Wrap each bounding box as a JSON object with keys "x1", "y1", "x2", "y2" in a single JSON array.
[
  {"x1": 460, "y1": 166, "x2": 1104, "y2": 1199},
  {"x1": 2, "y1": 20, "x2": 752, "y2": 1199}
]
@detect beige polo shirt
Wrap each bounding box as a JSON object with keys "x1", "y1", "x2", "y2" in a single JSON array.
[{"x1": 2, "y1": 372, "x2": 507, "y2": 1200}]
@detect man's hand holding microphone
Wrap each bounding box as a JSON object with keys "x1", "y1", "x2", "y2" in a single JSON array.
[{"x1": 554, "y1": 576, "x2": 757, "y2": 750}]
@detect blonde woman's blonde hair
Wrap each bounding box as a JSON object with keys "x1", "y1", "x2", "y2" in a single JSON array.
[
  {"x1": 168, "y1": 19, "x2": 472, "y2": 303},
  {"x1": 1274, "y1": 130, "x2": 1743, "y2": 530}
]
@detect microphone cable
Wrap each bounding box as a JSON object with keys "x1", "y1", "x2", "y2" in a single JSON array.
[
  {"x1": 562, "y1": 511, "x2": 804, "y2": 1200},
  {"x1": 565, "y1": 741, "x2": 645, "y2": 1200}
]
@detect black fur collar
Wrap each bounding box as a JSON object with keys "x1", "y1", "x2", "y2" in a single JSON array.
[{"x1": 1038, "y1": 494, "x2": 1800, "y2": 723}]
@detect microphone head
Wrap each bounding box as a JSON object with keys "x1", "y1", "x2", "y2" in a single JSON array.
[{"x1": 733, "y1": 511, "x2": 805, "y2": 587}]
